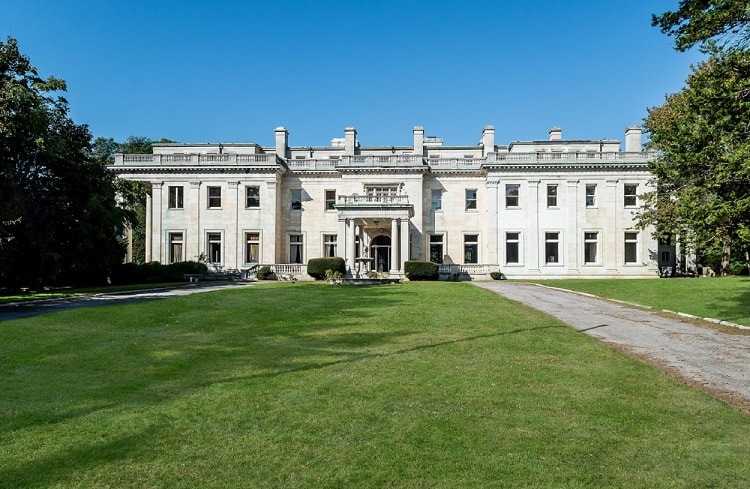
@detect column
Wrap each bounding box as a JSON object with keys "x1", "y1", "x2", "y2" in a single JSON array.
[
  {"x1": 227, "y1": 181, "x2": 240, "y2": 269},
  {"x1": 486, "y1": 180, "x2": 499, "y2": 265},
  {"x1": 347, "y1": 218, "x2": 356, "y2": 275},
  {"x1": 189, "y1": 181, "x2": 201, "y2": 262},
  {"x1": 151, "y1": 182, "x2": 163, "y2": 263},
  {"x1": 390, "y1": 218, "x2": 400, "y2": 275},
  {"x1": 605, "y1": 179, "x2": 618, "y2": 273},
  {"x1": 145, "y1": 191, "x2": 152, "y2": 262},
  {"x1": 400, "y1": 218, "x2": 409, "y2": 273},
  {"x1": 527, "y1": 180, "x2": 540, "y2": 273},
  {"x1": 566, "y1": 180, "x2": 579, "y2": 273}
]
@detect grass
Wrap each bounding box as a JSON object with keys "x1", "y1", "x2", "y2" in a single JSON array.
[
  {"x1": 528, "y1": 276, "x2": 750, "y2": 326},
  {"x1": 2, "y1": 281, "x2": 750, "y2": 488}
]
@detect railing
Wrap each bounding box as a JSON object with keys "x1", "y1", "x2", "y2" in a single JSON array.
[
  {"x1": 286, "y1": 159, "x2": 338, "y2": 171},
  {"x1": 492, "y1": 152, "x2": 654, "y2": 164},
  {"x1": 345, "y1": 155, "x2": 424, "y2": 167},
  {"x1": 267, "y1": 264, "x2": 306, "y2": 276},
  {"x1": 115, "y1": 153, "x2": 278, "y2": 166},
  {"x1": 428, "y1": 158, "x2": 483, "y2": 169},
  {"x1": 337, "y1": 194, "x2": 410, "y2": 205},
  {"x1": 439, "y1": 264, "x2": 497, "y2": 275}
]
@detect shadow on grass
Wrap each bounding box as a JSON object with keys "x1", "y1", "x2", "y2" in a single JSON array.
[{"x1": 712, "y1": 277, "x2": 750, "y2": 324}]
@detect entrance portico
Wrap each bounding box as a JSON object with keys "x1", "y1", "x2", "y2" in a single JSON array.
[{"x1": 336, "y1": 195, "x2": 414, "y2": 277}]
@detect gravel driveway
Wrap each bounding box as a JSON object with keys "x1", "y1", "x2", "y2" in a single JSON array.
[{"x1": 474, "y1": 281, "x2": 750, "y2": 414}]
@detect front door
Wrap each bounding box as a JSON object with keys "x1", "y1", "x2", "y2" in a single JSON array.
[{"x1": 371, "y1": 235, "x2": 391, "y2": 272}]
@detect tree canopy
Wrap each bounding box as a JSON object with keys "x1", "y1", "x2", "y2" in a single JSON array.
[
  {"x1": 640, "y1": 48, "x2": 750, "y2": 274},
  {"x1": 0, "y1": 37, "x2": 135, "y2": 290},
  {"x1": 653, "y1": 0, "x2": 750, "y2": 52}
]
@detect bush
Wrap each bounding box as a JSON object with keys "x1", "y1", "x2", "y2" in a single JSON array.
[
  {"x1": 111, "y1": 261, "x2": 207, "y2": 285},
  {"x1": 256, "y1": 266, "x2": 273, "y2": 280},
  {"x1": 307, "y1": 257, "x2": 346, "y2": 280},
  {"x1": 404, "y1": 261, "x2": 439, "y2": 281},
  {"x1": 490, "y1": 271, "x2": 504, "y2": 280}
]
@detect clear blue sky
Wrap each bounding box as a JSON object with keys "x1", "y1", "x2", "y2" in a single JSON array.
[{"x1": 3, "y1": 0, "x2": 704, "y2": 148}]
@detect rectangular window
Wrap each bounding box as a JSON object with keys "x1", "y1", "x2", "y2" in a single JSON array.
[
  {"x1": 291, "y1": 189, "x2": 302, "y2": 210},
  {"x1": 245, "y1": 232, "x2": 260, "y2": 263},
  {"x1": 207, "y1": 186, "x2": 222, "y2": 208},
  {"x1": 585, "y1": 184, "x2": 596, "y2": 207},
  {"x1": 464, "y1": 234, "x2": 478, "y2": 264},
  {"x1": 429, "y1": 234, "x2": 444, "y2": 263},
  {"x1": 624, "y1": 184, "x2": 638, "y2": 207},
  {"x1": 505, "y1": 184, "x2": 519, "y2": 207},
  {"x1": 207, "y1": 232, "x2": 222, "y2": 264},
  {"x1": 584, "y1": 231, "x2": 599, "y2": 264},
  {"x1": 289, "y1": 234, "x2": 303, "y2": 263},
  {"x1": 624, "y1": 232, "x2": 638, "y2": 264},
  {"x1": 465, "y1": 189, "x2": 477, "y2": 210},
  {"x1": 545, "y1": 232, "x2": 559, "y2": 264},
  {"x1": 431, "y1": 189, "x2": 442, "y2": 211},
  {"x1": 246, "y1": 186, "x2": 260, "y2": 208},
  {"x1": 168, "y1": 186, "x2": 184, "y2": 209},
  {"x1": 168, "y1": 232, "x2": 183, "y2": 264},
  {"x1": 325, "y1": 190, "x2": 336, "y2": 211},
  {"x1": 505, "y1": 232, "x2": 520, "y2": 264},
  {"x1": 323, "y1": 234, "x2": 337, "y2": 257},
  {"x1": 546, "y1": 185, "x2": 558, "y2": 208}
]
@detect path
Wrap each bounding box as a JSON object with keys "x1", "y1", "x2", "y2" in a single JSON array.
[{"x1": 474, "y1": 281, "x2": 750, "y2": 413}]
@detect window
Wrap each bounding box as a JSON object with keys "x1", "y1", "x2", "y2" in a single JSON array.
[
  {"x1": 624, "y1": 184, "x2": 638, "y2": 207},
  {"x1": 429, "y1": 234, "x2": 444, "y2": 263},
  {"x1": 168, "y1": 232, "x2": 183, "y2": 264},
  {"x1": 245, "y1": 232, "x2": 260, "y2": 263},
  {"x1": 584, "y1": 231, "x2": 599, "y2": 264},
  {"x1": 168, "y1": 186, "x2": 184, "y2": 209},
  {"x1": 546, "y1": 185, "x2": 558, "y2": 208},
  {"x1": 289, "y1": 234, "x2": 303, "y2": 263},
  {"x1": 545, "y1": 232, "x2": 559, "y2": 264},
  {"x1": 325, "y1": 190, "x2": 336, "y2": 211},
  {"x1": 465, "y1": 189, "x2": 477, "y2": 210},
  {"x1": 291, "y1": 189, "x2": 302, "y2": 210},
  {"x1": 246, "y1": 186, "x2": 260, "y2": 208},
  {"x1": 431, "y1": 189, "x2": 442, "y2": 211},
  {"x1": 624, "y1": 232, "x2": 638, "y2": 264},
  {"x1": 585, "y1": 184, "x2": 596, "y2": 207},
  {"x1": 505, "y1": 184, "x2": 519, "y2": 207},
  {"x1": 323, "y1": 234, "x2": 337, "y2": 257},
  {"x1": 464, "y1": 234, "x2": 478, "y2": 264},
  {"x1": 207, "y1": 232, "x2": 222, "y2": 264},
  {"x1": 505, "y1": 232, "x2": 520, "y2": 264},
  {"x1": 208, "y1": 186, "x2": 222, "y2": 208}
]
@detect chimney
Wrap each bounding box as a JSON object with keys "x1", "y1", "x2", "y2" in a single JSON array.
[
  {"x1": 549, "y1": 127, "x2": 562, "y2": 141},
  {"x1": 344, "y1": 127, "x2": 357, "y2": 156},
  {"x1": 274, "y1": 127, "x2": 288, "y2": 158},
  {"x1": 413, "y1": 126, "x2": 425, "y2": 157},
  {"x1": 482, "y1": 125, "x2": 495, "y2": 153},
  {"x1": 625, "y1": 126, "x2": 642, "y2": 152}
]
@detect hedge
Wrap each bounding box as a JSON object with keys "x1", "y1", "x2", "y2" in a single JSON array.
[
  {"x1": 111, "y1": 261, "x2": 208, "y2": 285},
  {"x1": 404, "y1": 261, "x2": 439, "y2": 281},
  {"x1": 307, "y1": 257, "x2": 346, "y2": 280}
]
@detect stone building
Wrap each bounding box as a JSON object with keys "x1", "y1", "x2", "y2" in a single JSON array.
[{"x1": 111, "y1": 125, "x2": 664, "y2": 279}]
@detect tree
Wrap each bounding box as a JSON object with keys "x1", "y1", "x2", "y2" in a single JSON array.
[
  {"x1": 639, "y1": 49, "x2": 750, "y2": 275},
  {"x1": 0, "y1": 37, "x2": 133, "y2": 290},
  {"x1": 653, "y1": 0, "x2": 750, "y2": 52}
]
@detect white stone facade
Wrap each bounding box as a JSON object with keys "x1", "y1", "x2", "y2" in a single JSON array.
[{"x1": 111, "y1": 125, "x2": 661, "y2": 279}]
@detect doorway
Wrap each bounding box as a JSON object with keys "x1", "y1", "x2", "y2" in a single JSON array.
[{"x1": 371, "y1": 235, "x2": 391, "y2": 272}]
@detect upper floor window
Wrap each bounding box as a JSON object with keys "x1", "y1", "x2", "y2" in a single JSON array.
[
  {"x1": 168, "y1": 186, "x2": 184, "y2": 209},
  {"x1": 207, "y1": 186, "x2": 222, "y2": 208},
  {"x1": 465, "y1": 189, "x2": 477, "y2": 210},
  {"x1": 624, "y1": 184, "x2": 638, "y2": 207},
  {"x1": 246, "y1": 186, "x2": 260, "y2": 208},
  {"x1": 505, "y1": 184, "x2": 519, "y2": 207},
  {"x1": 546, "y1": 185, "x2": 558, "y2": 208},
  {"x1": 291, "y1": 189, "x2": 302, "y2": 210},
  {"x1": 431, "y1": 189, "x2": 442, "y2": 211},
  {"x1": 325, "y1": 190, "x2": 336, "y2": 211},
  {"x1": 585, "y1": 184, "x2": 597, "y2": 207}
]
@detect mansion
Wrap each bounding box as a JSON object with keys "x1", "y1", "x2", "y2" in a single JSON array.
[{"x1": 111, "y1": 125, "x2": 667, "y2": 279}]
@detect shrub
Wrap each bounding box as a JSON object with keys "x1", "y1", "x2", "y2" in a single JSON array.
[
  {"x1": 111, "y1": 261, "x2": 207, "y2": 285},
  {"x1": 256, "y1": 266, "x2": 273, "y2": 280},
  {"x1": 490, "y1": 271, "x2": 504, "y2": 280},
  {"x1": 307, "y1": 257, "x2": 346, "y2": 280},
  {"x1": 404, "y1": 261, "x2": 439, "y2": 281}
]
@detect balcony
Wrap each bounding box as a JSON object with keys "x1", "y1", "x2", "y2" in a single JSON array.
[{"x1": 113, "y1": 153, "x2": 278, "y2": 166}]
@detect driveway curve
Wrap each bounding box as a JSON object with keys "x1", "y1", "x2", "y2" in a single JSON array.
[{"x1": 474, "y1": 281, "x2": 750, "y2": 414}]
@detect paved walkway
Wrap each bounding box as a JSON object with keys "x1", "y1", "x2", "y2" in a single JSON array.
[{"x1": 474, "y1": 281, "x2": 750, "y2": 413}]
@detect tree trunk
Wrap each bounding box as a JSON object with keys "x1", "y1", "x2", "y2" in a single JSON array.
[{"x1": 721, "y1": 239, "x2": 731, "y2": 276}]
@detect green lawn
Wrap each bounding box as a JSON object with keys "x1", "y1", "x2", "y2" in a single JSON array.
[
  {"x1": 531, "y1": 277, "x2": 750, "y2": 326},
  {"x1": 2, "y1": 282, "x2": 749, "y2": 488}
]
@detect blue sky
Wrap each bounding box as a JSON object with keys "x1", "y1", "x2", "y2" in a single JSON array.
[{"x1": 3, "y1": 0, "x2": 704, "y2": 148}]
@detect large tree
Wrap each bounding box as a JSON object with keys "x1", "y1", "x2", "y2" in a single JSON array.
[
  {"x1": 653, "y1": 0, "x2": 750, "y2": 52},
  {"x1": 0, "y1": 37, "x2": 133, "y2": 290},
  {"x1": 640, "y1": 48, "x2": 750, "y2": 274}
]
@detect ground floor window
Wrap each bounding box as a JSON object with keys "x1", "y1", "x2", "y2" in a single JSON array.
[
  {"x1": 463, "y1": 234, "x2": 478, "y2": 264},
  {"x1": 289, "y1": 234, "x2": 303, "y2": 263},
  {"x1": 505, "y1": 232, "x2": 519, "y2": 264},
  {"x1": 207, "y1": 232, "x2": 222, "y2": 264},
  {"x1": 545, "y1": 232, "x2": 559, "y2": 264},
  {"x1": 245, "y1": 232, "x2": 260, "y2": 263},
  {"x1": 323, "y1": 234, "x2": 337, "y2": 257},
  {"x1": 429, "y1": 234, "x2": 444, "y2": 263},
  {"x1": 624, "y1": 232, "x2": 638, "y2": 264},
  {"x1": 168, "y1": 232, "x2": 183, "y2": 264},
  {"x1": 584, "y1": 231, "x2": 599, "y2": 264}
]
